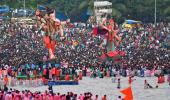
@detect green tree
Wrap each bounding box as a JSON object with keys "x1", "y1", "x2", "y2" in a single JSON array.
[{"x1": 1, "y1": 0, "x2": 170, "y2": 22}]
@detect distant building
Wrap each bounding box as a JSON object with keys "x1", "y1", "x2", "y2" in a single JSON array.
[{"x1": 94, "y1": 0, "x2": 112, "y2": 24}]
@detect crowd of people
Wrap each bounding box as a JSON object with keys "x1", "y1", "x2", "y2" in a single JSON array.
[
  {"x1": 0, "y1": 19, "x2": 170, "y2": 76},
  {"x1": 0, "y1": 21, "x2": 46, "y2": 65},
  {"x1": 119, "y1": 22, "x2": 170, "y2": 73},
  {"x1": 0, "y1": 17, "x2": 170, "y2": 99},
  {"x1": 0, "y1": 17, "x2": 170, "y2": 81},
  {"x1": 0, "y1": 87, "x2": 110, "y2": 100}
]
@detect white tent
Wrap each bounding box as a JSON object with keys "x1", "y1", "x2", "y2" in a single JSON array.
[{"x1": 94, "y1": 1, "x2": 112, "y2": 7}]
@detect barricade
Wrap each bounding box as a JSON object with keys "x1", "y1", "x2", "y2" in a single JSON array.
[
  {"x1": 145, "y1": 70, "x2": 151, "y2": 77},
  {"x1": 9, "y1": 78, "x2": 44, "y2": 87},
  {"x1": 48, "y1": 80, "x2": 79, "y2": 86},
  {"x1": 6, "y1": 78, "x2": 78, "y2": 87}
]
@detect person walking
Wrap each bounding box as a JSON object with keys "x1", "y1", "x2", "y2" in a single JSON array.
[
  {"x1": 102, "y1": 95, "x2": 107, "y2": 100},
  {"x1": 167, "y1": 74, "x2": 170, "y2": 85},
  {"x1": 117, "y1": 78, "x2": 121, "y2": 89}
]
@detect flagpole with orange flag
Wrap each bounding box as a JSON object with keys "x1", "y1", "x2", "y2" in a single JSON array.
[{"x1": 120, "y1": 86, "x2": 133, "y2": 100}]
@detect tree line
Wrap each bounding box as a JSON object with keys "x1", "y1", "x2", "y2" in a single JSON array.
[{"x1": 0, "y1": 0, "x2": 170, "y2": 23}]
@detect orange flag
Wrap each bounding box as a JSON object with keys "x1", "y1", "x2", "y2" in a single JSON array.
[{"x1": 120, "y1": 86, "x2": 133, "y2": 100}]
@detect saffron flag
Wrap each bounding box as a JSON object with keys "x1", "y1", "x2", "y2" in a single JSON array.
[{"x1": 120, "y1": 86, "x2": 133, "y2": 100}]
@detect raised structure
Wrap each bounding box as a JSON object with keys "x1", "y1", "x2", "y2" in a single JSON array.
[{"x1": 94, "y1": 0, "x2": 112, "y2": 24}]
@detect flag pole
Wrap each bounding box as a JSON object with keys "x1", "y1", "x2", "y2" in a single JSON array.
[{"x1": 154, "y1": 0, "x2": 157, "y2": 26}]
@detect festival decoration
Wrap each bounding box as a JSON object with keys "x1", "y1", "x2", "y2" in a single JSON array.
[
  {"x1": 120, "y1": 86, "x2": 133, "y2": 100},
  {"x1": 35, "y1": 8, "x2": 64, "y2": 59},
  {"x1": 93, "y1": 17, "x2": 124, "y2": 62}
]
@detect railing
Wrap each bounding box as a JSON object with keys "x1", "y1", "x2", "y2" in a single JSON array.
[{"x1": 0, "y1": 78, "x2": 44, "y2": 88}]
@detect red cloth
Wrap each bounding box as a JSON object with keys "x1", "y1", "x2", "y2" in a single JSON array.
[
  {"x1": 4, "y1": 76, "x2": 8, "y2": 85},
  {"x1": 114, "y1": 58, "x2": 122, "y2": 62},
  {"x1": 120, "y1": 86, "x2": 133, "y2": 100},
  {"x1": 79, "y1": 72, "x2": 83, "y2": 80},
  {"x1": 93, "y1": 27, "x2": 98, "y2": 36},
  {"x1": 54, "y1": 95, "x2": 60, "y2": 100},
  {"x1": 107, "y1": 51, "x2": 119, "y2": 57},
  {"x1": 109, "y1": 19, "x2": 114, "y2": 24},
  {"x1": 102, "y1": 97, "x2": 107, "y2": 100},
  {"x1": 52, "y1": 67, "x2": 56, "y2": 75},
  {"x1": 14, "y1": 93, "x2": 21, "y2": 100},
  {"x1": 100, "y1": 53, "x2": 107, "y2": 60},
  {"x1": 118, "y1": 51, "x2": 126, "y2": 56},
  {"x1": 107, "y1": 50, "x2": 126, "y2": 58},
  {"x1": 43, "y1": 69, "x2": 47, "y2": 75},
  {"x1": 50, "y1": 40, "x2": 56, "y2": 53},
  {"x1": 43, "y1": 36, "x2": 50, "y2": 45},
  {"x1": 43, "y1": 36, "x2": 56, "y2": 52},
  {"x1": 42, "y1": 77, "x2": 48, "y2": 85},
  {"x1": 158, "y1": 76, "x2": 165, "y2": 84},
  {"x1": 65, "y1": 75, "x2": 70, "y2": 81},
  {"x1": 56, "y1": 69, "x2": 61, "y2": 77},
  {"x1": 128, "y1": 77, "x2": 132, "y2": 84}
]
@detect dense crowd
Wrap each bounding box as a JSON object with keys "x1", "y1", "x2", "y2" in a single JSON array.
[
  {"x1": 0, "y1": 19, "x2": 170, "y2": 100},
  {"x1": 0, "y1": 87, "x2": 110, "y2": 100},
  {"x1": 120, "y1": 23, "x2": 170, "y2": 71},
  {"x1": 0, "y1": 20, "x2": 170, "y2": 78},
  {"x1": 0, "y1": 21, "x2": 46, "y2": 65}
]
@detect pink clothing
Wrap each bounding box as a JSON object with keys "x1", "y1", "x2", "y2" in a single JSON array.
[
  {"x1": 21, "y1": 93, "x2": 25, "y2": 99},
  {"x1": 23, "y1": 95, "x2": 30, "y2": 100},
  {"x1": 14, "y1": 93, "x2": 21, "y2": 100},
  {"x1": 43, "y1": 93, "x2": 48, "y2": 100},
  {"x1": 45, "y1": 95, "x2": 51, "y2": 100},
  {"x1": 94, "y1": 98, "x2": 98, "y2": 100},
  {"x1": 78, "y1": 95, "x2": 84, "y2": 100},
  {"x1": 5, "y1": 94, "x2": 12, "y2": 100},
  {"x1": 49, "y1": 95, "x2": 54, "y2": 100},
  {"x1": 39, "y1": 95, "x2": 43, "y2": 100},
  {"x1": 61, "y1": 96, "x2": 66, "y2": 100},
  {"x1": 54, "y1": 95, "x2": 61, "y2": 100},
  {"x1": 34, "y1": 94, "x2": 41, "y2": 100},
  {"x1": 49, "y1": 70, "x2": 53, "y2": 79},
  {"x1": 167, "y1": 75, "x2": 170, "y2": 83},
  {"x1": 4, "y1": 95, "x2": 9, "y2": 100},
  {"x1": 106, "y1": 71, "x2": 110, "y2": 77},
  {"x1": 8, "y1": 94, "x2": 12, "y2": 99}
]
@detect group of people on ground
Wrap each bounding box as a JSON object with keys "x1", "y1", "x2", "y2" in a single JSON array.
[
  {"x1": 0, "y1": 17, "x2": 170, "y2": 81},
  {"x1": 0, "y1": 87, "x2": 110, "y2": 100},
  {"x1": 0, "y1": 10, "x2": 170, "y2": 99}
]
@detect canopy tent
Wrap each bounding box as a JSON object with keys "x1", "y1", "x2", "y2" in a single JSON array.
[
  {"x1": 125, "y1": 20, "x2": 141, "y2": 24},
  {"x1": 0, "y1": 5, "x2": 9, "y2": 14},
  {"x1": 122, "y1": 19, "x2": 142, "y2": 28}
]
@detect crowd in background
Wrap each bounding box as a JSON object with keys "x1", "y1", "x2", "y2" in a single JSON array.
[
  {"x1": 0, "y1": 19, "x2": 170, "y2": 100},
  {"x1": 0, "y1": 20, "x2": 170, "y2": 80},
  {"x1": 0, "y1": 21, "x2": 46, "y2": 65}
]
